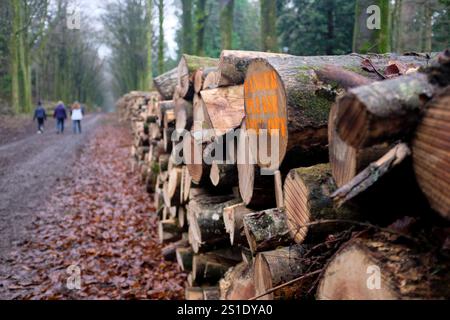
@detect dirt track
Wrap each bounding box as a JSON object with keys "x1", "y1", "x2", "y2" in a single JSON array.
[{"x1": 0, "y1": 115, "x2": 102, "y2": 260}]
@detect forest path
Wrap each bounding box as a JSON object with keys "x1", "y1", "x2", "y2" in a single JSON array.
[
  {"x1": 0, "y1": 115, "x2": 184, "y2": 299},
  {"x1": 0, "y1": 115, "x2": 102, "y2": 260}
]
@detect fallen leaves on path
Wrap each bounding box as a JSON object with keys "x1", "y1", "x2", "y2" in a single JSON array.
[{"x1": 1, "y1": 116, "x2": 185, "y2": 299}]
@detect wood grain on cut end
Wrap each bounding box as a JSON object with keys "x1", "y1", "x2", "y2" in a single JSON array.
[{"x1": 412, "y1": 88, "x2": 450, "y2": 219}]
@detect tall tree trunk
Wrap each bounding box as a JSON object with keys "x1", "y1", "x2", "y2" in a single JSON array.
[
  {"x1": 181, "y1": 0, "x2": 193, "y2": 54},
  {"x1": 260, "y1": 0, "x2": 278, "y2": 52},
  {"x1": 353, "y1": 0, "x2": 391, "y2": 53},
  {"x1": 146, "y1": 0, "x2": 153, "y2": 89},
  {"x1": 220, "y1": 0, "x2": 234, "y2": 50},
  {"x1": 326, "y1": 0, "x2": 334, "y2": 55},
  {"x1": 195, "y1": 0, "x2": 207, "y2": 56},
  {"x1": 158, "y1": 0, "x2": 164, "y2": 75},
  {"x1": 10, "y1": 0, "x2": 20, "y2": 113}
]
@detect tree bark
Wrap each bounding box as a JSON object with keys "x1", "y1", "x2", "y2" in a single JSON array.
[
  {"x1": 335, "y1": 72, "x2": 435, "y2": 149},
  {"x1": 218, "y1": 50, "x2": 288, "y2": 87},
  {"x1": 243, "y1": 208, "x2": 292, "y2": 254},
  {"x1": 187, "y1": 193, "x2": 239, "y2": 251},
  {"x1": 154, "y1": 69, "x2": 178, "y2": 100},
  {"x1": 254, "y1": 244, "x2": 312, "y2": 300},
  {"x1": 317, "y1": 233, "x2": 450, "y2": 300},
  {"x1": 244, "y1": 54, "x2": 428, "y2": 169}
]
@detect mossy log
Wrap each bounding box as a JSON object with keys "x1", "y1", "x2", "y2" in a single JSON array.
[
  {"x1": 254, "y1": 244, "x2": 313, "y2": 300},
  {"x1": 317, "y1": 233, "x2": 450, "y2": 300},
  {"x1": 153, "y1": 67, "x2": 178, "y2": 100},
  {"x1": 177, "y1": 54, "x2": 219, "y2": 99},
  {"x1": 244, "y1": 54, "x2": 431, "y2": 169},
  {"x1": 412, "y1": 87, "x2": 450, "y2": 220},
  {"x1": 243, "y1": 208, "x2": 292, "y2": 254},
  {"x1": 335, "y1": 72, "x2": 435, "y2": 149},
  {"x1": 284, "y1": 164, "x2": 359, "y2": 244}
]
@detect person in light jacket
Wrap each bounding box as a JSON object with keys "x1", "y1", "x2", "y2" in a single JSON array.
[{"x1": 71, "y1": 102, "x2": 84, "y2": 134}]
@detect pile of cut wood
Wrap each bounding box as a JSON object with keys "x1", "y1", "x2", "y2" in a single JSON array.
[{"x1": 118, "y1": 49, "x2": 450, "y2": 300}]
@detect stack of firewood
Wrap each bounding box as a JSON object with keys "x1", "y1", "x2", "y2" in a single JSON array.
[{"x1": 119, "y1": 49, "x2": 450, "y2": 300}]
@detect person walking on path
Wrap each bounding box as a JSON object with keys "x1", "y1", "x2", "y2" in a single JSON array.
[
  {"x1": 53, "y1": 101, "x2": 67, "y2": 134},
  {"x1": 71, "y1": 102, "x2": 84, "y2": 134},
  {"x1": 33, "y1": 101, "x2": 47, "y2": 134}
]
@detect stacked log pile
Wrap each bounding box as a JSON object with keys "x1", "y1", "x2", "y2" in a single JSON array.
[{"x1": 118, "y1": 49, "x2": 450, "y2": 300}]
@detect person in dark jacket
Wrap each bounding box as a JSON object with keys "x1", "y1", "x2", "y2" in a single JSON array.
[
  {"x1": 33, "y1": 101, "x2": 47, "y2": 134},
  {"x1": 53, "y1": 101, "x2": 67, "y2": 134}
]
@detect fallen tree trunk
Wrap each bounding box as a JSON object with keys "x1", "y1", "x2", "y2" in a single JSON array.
[
  {"x1": 317, "y1": 233, "x2": 450, "y2": 300},
  {"x1": 412, "y1": 87, "x2": 450, "y2": 220},
  {"x1": 153, "y1": 67, "x2": 178, "y2": 100},
  {"x1": 243, "y1": 208, "x2": 292, "y2": 254},
  {"x1": 284, "y1": 163, "x2": 359, "y2": 243},
  {"x1": 177, "y1": 54, "x2": 219, "y2": 99},
  {"x1": 244, "y1": 54, "x2": 429, "y2": 169},
  {"x1": 193, "y1": 94, "x2": 213, "y2": 132}
]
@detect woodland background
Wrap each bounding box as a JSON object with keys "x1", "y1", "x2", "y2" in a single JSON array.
[{"x1": 0, "y1": 0, "x2": 448, "y2": 114}]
